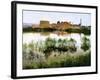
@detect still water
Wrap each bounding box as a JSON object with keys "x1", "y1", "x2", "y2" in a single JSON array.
[{"x1": 23, "y1": 32, "x2": 90, "y2": 48}]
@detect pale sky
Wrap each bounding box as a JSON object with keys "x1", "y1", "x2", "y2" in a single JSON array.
[{"x1": 23, "y1": 10, "x2": 91, "y2": 26}]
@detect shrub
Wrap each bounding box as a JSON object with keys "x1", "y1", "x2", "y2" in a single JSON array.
[{"x1": 81, "y1": 36, "x2": 90, "y2": 51}]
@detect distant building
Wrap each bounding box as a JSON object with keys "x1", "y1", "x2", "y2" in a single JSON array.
[
  {"x1": 40, "y1": 20, "x2": 50, "y2": 28},
  {"x1": 57, "y1": 21, "x2": 72, "y2": 30},
  {"x1": 39, "y1": 20, "x2": 81, "y2": 30},
  {"x1": 51, "y1": 21, "x2": 72, "y2": 30},
  {"x1": 51, "y1": 23, "x2": 57, "y2": 29}
]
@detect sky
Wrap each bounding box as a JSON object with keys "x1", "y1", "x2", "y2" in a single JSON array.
[{"x1": 23, "y1": 10, "x2": 91, "y2": 26}]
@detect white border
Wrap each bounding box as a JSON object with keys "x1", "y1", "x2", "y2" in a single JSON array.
[{"x1": 17, "y1": 3, "x2": 96, "y2": 77}]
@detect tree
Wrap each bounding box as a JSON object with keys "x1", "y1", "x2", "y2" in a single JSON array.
[
  {"x1": 68, "y1": 38, "x2": 77, "y2": 52},
  {"x1": 43, "y1": 37, "x2": 56, "y2": 58},
  {"x1": 81, "y1": 36, "x2": 90, "y2": 51}
]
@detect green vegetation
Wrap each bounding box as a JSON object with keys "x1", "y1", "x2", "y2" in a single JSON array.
[
  {"x1": 23, "y1": 27, "x2": 56, "y2": 32},
  {"x1": 23, "y1": 37, "x2": 91, "y2": 69},
  {"x1": 23, "y1": 50, "x2": 91, "y2": 69},
  {"x1": 23, "y1": 27, "x2": 90, "y2": 35},
  {"x1": 43, "y1": 38, "x2": 77, "y2": 58},
  {"x1": 81, "y1": 36, "x2": 90, "y2": 51},
  {"x1": 66, "y1": 27, "x2": 90, "y2": 35},
  {"x1": 46, "y1": 51, "x2": 91, "y2": 68}
]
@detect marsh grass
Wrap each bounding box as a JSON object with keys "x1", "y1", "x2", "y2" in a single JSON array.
[
  {"x1": 23, "y1": 50, "x2": 91, "y2": 69},
  {"x1": 23, "y1": 37, "x2": 91, "y2": 69}
]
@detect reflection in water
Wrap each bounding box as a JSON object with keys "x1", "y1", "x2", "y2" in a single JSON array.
[{"x1": 23, "y1": 32, "x2": 90, "y2": 48}]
